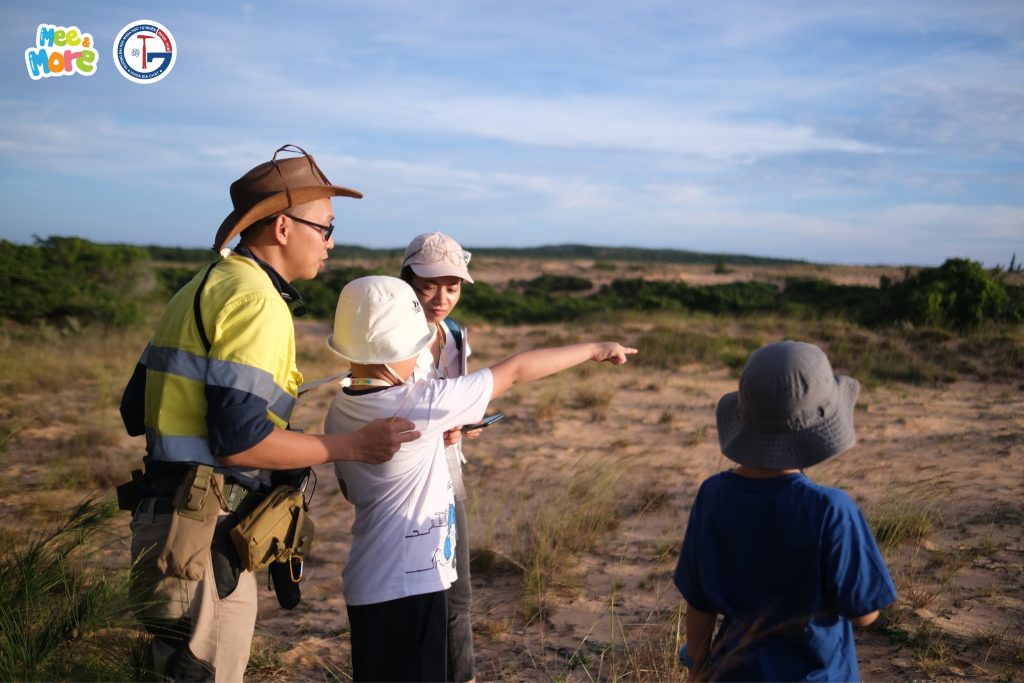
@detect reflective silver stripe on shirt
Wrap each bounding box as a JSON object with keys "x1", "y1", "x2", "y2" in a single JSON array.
[
  {"x1": 143, "y1": 344, "x2": 296, "y2": 420},
  {"x1": 147, "y1": 431, "x2": 217, "y2": 466},
  {"x1": 145, "y1": 430, "x2": 264, "y2": 489}
]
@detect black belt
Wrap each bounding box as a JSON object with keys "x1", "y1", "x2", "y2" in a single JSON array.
[{"x1": 136, "y1": 482, "x2": 265, "y2": 517}]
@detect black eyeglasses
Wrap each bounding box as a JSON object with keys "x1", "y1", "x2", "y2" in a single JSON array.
[{"x1": 284, "y1": 214, "x2": 335, "y2": 242}]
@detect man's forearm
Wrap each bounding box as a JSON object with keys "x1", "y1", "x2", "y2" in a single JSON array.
[
  {"x1": 218, "y1": 428, "x2": 355, "y2": 469},
  {"x1": 219, "y1": 419, "x2": 419, "y2": 469}
]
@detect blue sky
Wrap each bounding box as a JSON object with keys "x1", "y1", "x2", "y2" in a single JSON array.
[{"x1": 1, "y1": 1, "x2": 1022, "y2": 266}]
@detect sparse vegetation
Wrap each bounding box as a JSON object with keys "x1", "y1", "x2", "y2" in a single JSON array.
[
  {"x1": 533, "y1": 387, "x2": 566, "y2": 422},
  {"x1": 511, "y1": 457, "x2": 631, "y2": 621},
  {"x1": 868, "y1": 492, "x2": 942, "y2": 553}
]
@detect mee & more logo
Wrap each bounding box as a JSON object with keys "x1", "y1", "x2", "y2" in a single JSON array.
[
  {"x1": 113, "y1": 20, "x2": 176, "y2": 84},
  {"x1": 25, "y1": 24, "x2": 98, "y2": 79}
]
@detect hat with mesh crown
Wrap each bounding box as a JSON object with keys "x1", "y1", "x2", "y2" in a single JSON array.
[
  {"x1": 715, "y1": 341, "x2": 860, "y2": 470},
  {"x1": 213, "y1": 144, "x2": 361, "y2": 252}
]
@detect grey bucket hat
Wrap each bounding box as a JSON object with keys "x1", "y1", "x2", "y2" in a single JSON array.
[{"x1": 716, "y1": 341, "x2": 860, "y2": 470}]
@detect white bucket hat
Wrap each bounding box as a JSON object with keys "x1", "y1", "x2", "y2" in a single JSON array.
[
  {"x1": 401, "y1": 231, "x2": 474, "y2": 283},
  {"x1": 715, "y1": 341, "x2": 860, "y2": 470},
  {"x1": 327, "y1": 276, "x2": 435, "y2": 364}
]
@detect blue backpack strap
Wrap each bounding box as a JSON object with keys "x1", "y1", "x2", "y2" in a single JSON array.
[{"x1": 442, "y1": 317, "x2": 465, "y2": 370}]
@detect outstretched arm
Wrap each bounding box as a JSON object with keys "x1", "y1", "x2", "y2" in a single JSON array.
[{"x1": 488, "y1": 342, "x2": 637, "y2": 400}]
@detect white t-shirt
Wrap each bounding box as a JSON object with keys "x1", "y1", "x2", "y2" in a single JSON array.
[{"x1": 326, "y1": 368, "x2": 493, "y2": 606}]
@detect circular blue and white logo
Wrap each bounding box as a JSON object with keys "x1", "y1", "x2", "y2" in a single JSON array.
[{"x1": 112, "y1": 20, "x2": 176, "y2": 84}]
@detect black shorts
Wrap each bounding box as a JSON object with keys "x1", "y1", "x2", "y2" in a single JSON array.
[{"x1": 347, "y1": 590, "x2": 447, "y2": 682}]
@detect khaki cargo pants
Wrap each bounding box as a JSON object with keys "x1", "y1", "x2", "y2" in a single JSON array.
[{"x1": 131, "y1": 501, "x2": 257, "y2": 682}]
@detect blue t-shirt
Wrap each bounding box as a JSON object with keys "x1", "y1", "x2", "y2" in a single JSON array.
[{"x1": 674, "y1": 471, "x2": 896, "y2": 682}]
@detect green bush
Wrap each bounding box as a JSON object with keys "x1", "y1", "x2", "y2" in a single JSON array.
[
  {"x1": 0, "y1": 237, "x2": 149, "y2": 326},
  {"x1": 292, "y1": 265, "x2": 381, "y2": 319},
  {"x1": 514, "y1": 273, "x2": 593, "y2": 295},
  {"x1": 875, "y1": 258, "x2": 1016, "y2": 330},
  {"x1": 459, "y1": 280, "x2": 602, "y2": 324},
  {"x1": 155, "y1": 266, "x2": 200, "y2": 296},
  {"x1": 597, "y1": 279, "x2": 778, "y2": 315},
  {"x1": 780, "y1": 279, "x2": 877, "y2": 320}
]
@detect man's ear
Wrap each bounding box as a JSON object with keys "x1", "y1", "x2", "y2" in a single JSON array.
[{"x1": 269, "y1": 214, "x2": 289, "y2": 245}]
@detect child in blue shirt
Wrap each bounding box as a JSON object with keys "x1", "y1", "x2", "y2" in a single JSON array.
[{"x1": 674, "y1": 341, "x2": 897, "y2": 681}]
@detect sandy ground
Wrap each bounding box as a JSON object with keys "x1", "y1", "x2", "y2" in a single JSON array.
[{"x1": 242, "y1": 320, "x2": 1024, "y2": 682}]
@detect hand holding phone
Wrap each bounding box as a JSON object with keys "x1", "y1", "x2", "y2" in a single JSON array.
[{"x1": 460, "y1": 412, "x2": 505, "y2": 433}]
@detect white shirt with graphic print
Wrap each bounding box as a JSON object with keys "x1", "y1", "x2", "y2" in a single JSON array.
[{"x1": 326, "y1": 368, "x2": 493, "y2": 606}]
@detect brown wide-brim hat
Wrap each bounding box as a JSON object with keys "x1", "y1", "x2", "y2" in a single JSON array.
[{"x1": 213, "y1": 144, "x2": 362, "y2": 252}]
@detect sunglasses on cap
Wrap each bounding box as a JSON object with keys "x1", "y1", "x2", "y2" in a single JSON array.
[{"x1": 403, "y1": 244, "x2": 471, "y2": 268}]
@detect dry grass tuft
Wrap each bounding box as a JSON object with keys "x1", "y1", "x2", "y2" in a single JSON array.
[
  {"x1": 511, "y1": 457, "x2": 632, "y2": 621},
  {"x1": 533, "y1": 387, "x2": 566, "y2": 422}
]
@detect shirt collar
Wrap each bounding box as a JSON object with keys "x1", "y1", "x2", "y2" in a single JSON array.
[{"x1": 232, "y1": 243, "x2": 307, "y2": 317}]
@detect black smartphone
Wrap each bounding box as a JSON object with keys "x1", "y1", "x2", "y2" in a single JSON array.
[{"x1": 461, "y1": 412, "x2": 505, "y2": 432}]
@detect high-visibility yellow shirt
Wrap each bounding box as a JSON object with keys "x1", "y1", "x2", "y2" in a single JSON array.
[{"x1": 121, "y1": 247, "x2": 304, "y2": 483}]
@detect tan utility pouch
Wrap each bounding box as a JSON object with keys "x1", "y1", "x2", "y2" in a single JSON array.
[
  {"x1": 230, "y1": 485, "x2": 315, "y2": 572},
  {"x1": 157, "y1": 465, "x2": 226, "y2": 580}
]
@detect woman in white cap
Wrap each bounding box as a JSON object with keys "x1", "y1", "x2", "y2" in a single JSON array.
[{"x1": 400, "y1": 231, "x2": 478, "y2": 683}]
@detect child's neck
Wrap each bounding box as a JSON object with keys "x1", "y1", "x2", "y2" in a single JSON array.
[
  {"x1": 733, "y1": 465, "x2": 801, "y2": 478},
  {"x1": 349, "y1": 363, "x2": 405, "y2": 390}
]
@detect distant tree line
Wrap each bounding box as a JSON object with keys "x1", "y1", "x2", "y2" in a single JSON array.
[
  {"x1": 460, "y1": 258, "x2": 1023, "y2": 330},
  {"x1": 1, "y1": 239, "x2": 1020, "y2": 332},
  {"x1": 138, "y1": 242, "x2": 802, "y2": 266},
  {"x1": 467, "y1": 243, "x2": 804, "y2": 266}
]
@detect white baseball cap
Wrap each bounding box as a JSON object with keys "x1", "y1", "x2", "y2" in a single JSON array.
[
  {"x1": 327, "y1": 276, "x2": 436, "y2": 364},
  {"x1": 401, "y1": 231, "x2": 474, "y2": 283}
]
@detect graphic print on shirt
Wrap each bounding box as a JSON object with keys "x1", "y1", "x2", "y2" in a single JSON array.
[
  {"x1": 443, "y1": 502, "x2": 456, "y2": 560},
  {"x1": 404, "y1": 503, "x2": 456, "y2": 574}
]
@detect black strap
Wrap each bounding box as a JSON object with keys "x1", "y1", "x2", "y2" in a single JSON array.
[{"x1": 193, "y1": 261, "x2": 220, "y2": 354}]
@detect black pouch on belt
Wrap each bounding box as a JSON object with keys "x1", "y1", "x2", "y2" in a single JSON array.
[
  {"x1": 210, "y1": 514, "x2": 242, "y2": 599},
  {"x1": 268, "y1": 557, "x2": 302, "y2": 610}
]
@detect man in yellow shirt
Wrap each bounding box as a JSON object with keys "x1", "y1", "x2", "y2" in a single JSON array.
[{"x1": 120, "y1": 145, "x2": 419, "y2": 681}]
